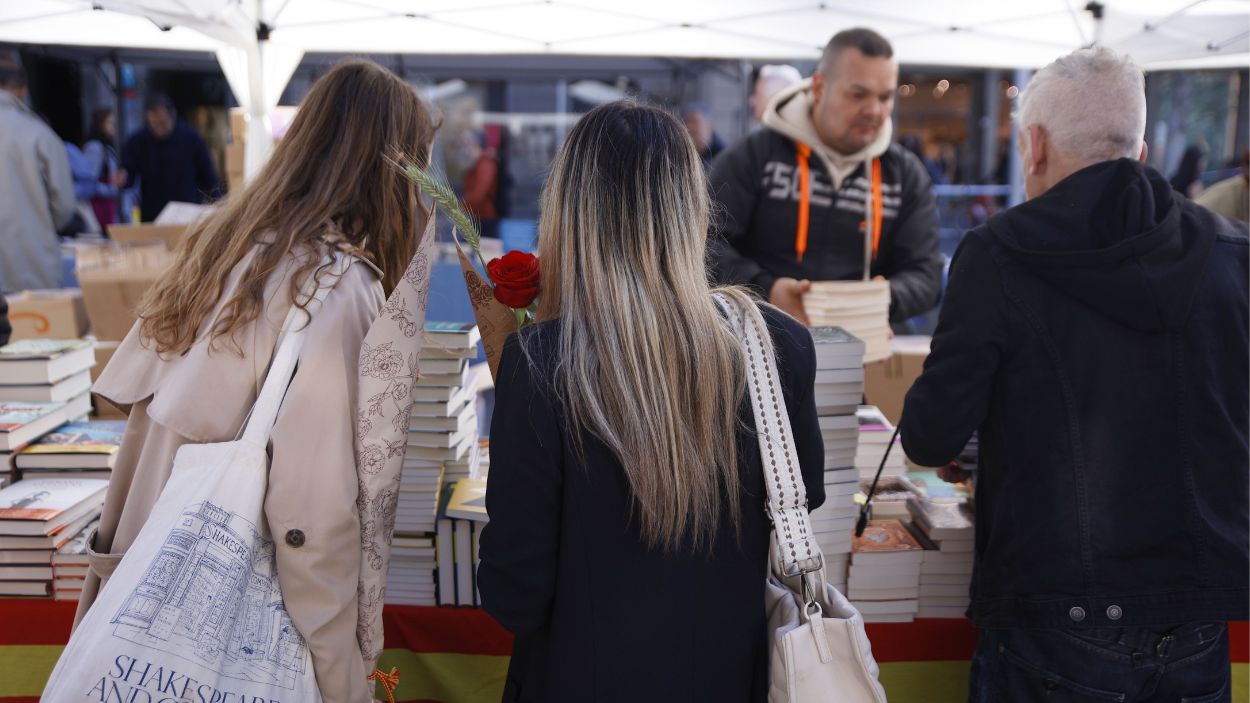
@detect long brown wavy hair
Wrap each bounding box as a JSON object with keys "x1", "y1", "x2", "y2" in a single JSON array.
[{"x1": 139, "y1": 60, "x2": 436, "y2": 355}]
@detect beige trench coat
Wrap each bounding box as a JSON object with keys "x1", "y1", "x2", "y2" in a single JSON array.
[{"x1": 77, "y1": 242, "x2": 384, "y2": 703}]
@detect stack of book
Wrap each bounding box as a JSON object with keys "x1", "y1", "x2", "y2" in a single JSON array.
[
  {"x1": 0, "y1": 340, "x2": 97, "y2": 481},
  {"x1": 856, "y1": 406, "x2": 906, "y2": 481},
  {"x1": 0, "y1": 402, "x2": 76, "y2": 483},
  {"x1": 860, "y1": 475, "x2": 923, "y2": 520},
  {"x1": 435, "y1": 478, "x2": 488, "y2": 606},
  {"x1": 907, "y1": 496, "x2": 975, "y2": 619},
  {"x1": 395, "y1": 323, "x2": 481, "y2": 537},
  {"x1": 15, "y1": 420, "x2": 124, "y2": 482},
  {"x1": 386, "y1": 534, "x2": 438, "y2": 606},
  {"x1": 52, "y1": 517, "x2": 97, "y2": 601},
  {"x1": 807, "y1": 327, "x2": 866, "y2": 592},
  {"x1": 847, "y1": 519, "x2": 925, "y2": 622},
  {"x1": 0, "y1": 477, "x2": 107, "y2": 597},
  {"x1": 0, "y1": 340, "x2": 94, "y2": 420},
  {"x1": 804, "y1": 281, "x2": 891, "y2": 362}
]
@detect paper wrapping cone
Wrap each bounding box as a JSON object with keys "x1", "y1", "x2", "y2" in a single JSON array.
[
  {"x1": 353, "y1": 215, "x2": 436, "y2": 670},
  {"x1": 454, "y1": 235, "x2": 519, "y2": 379}
]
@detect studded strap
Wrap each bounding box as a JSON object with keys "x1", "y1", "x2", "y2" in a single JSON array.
[{"x1": 715, "y1": 295, "x2": 822, "y2": 576}]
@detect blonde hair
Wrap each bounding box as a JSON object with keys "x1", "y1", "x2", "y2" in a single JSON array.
[
  {"x1": 535, "y1": 101, "x2": 751, "y2": 552},
  {"x1": 140, "y1": 60, "x2": 437, "y2": 354}
]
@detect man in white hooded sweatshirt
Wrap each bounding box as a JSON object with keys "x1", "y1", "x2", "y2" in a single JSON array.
[{"x1": 709, "y1": 28, "x2": 942, "y2": 328}]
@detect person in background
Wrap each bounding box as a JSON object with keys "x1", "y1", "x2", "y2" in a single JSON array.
[
  {"x1": 478, "y1": 102, "x2": 824, "y2": 702},
  {"x1": 749, "y1": 64, "x2": 803, "y2": 124},
  {"x1": 1196, "y1": 149, "x2": 1248, "y2": 222},
  {"x1": 900, "y1": 47, "x2": 1247, "y2": 702},
  {"x1": 900, "y1": 133, "x2": 946, "y2": 185},
  {"x1": 709, "y1": 28, "x2": 942, "y2": 328},
  {"x1": 83, "y1": 107, "x2": 122, "y2": 230},
  {"x1": 458, "y1": 129, "x2": 501, "y2": 239},
  {"x1": 120, "y1": 93, "x2": 221, "y2": 221},
  {"x1": 0, "y1": 58, "x2": 76, "y2": 292},
  {"x1": 683, "y1": 102, "x2": 726, "y2": 168},
  {"x1": 75, "y1": 60, "x2": 438, "y2": 702},
  {"x1": 1169, "y1": 144, "x2": 1206, "y2": 199},
  {"x1": 62, "y1": 142, "x2": 102, "y2": 235}
]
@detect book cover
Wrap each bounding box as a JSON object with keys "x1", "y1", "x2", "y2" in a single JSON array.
[
  {"x1": 0, "y1": 477, "x2": 107, "y2": 522},
  {"x1": 852, "y1": 519, "x2": 924, "y2": 555},
  {"x1": 856, "y1": 406, "x2": 895, "y2": 434},
  {"x1": 20, "y1": 420, "x2": 125, "y2": 455},
  {"x1": 0, "y1": 339, "x2": 90, "y2": 360},
  {"x1": 809, "y1": 327, "x2": 866, "y2": 349},
  {"x1": 454, "y1": 520, "x2": 474, "y2": 606},
  {"x1": 0, "y1": 401, "x2": 66, "y2": 433},
  {"x1": 446, "y1": 478, "x2": 488, "y2": 522},
  {"x1": 423, "y1": 322, "x2": 482, "y2": 350},
  {"x1": 907, "y1": 497, "x2": 974, "y2": 540}
]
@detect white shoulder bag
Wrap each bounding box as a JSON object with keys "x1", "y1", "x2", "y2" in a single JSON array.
[
  {"x1": 41, "y1": 255, "x2": 352, "y2": 703},
  {"x1": 715, "y1": 294, "x2": 888, "y2": 703}
]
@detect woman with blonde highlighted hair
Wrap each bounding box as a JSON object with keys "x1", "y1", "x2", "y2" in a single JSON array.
[
  {"x1": 478, "y1": 101, "x2": 826, "y2": 702},
  {"x1": 77, "y1": 60, "x2": 436, "y2": 702}
]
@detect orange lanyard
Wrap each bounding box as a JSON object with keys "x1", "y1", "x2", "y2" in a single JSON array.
[{"x1": 792, "y1": 147, "x2": 883, "y2": 265}]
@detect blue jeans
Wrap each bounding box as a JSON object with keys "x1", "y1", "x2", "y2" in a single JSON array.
[{"x1": 969, "y1": 623, "x2": 1230, "y2": 702}]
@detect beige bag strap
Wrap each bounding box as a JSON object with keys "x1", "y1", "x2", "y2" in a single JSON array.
[{"x1": 713, "y1": 294, "x2": 823, "y2": 578}]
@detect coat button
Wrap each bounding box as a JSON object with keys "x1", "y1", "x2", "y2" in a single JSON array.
[
  {"x1": 1107, "y1": 605, "x2": 1123, "y2": 621},
  {"x1": 1068, "y1": 606, "x2": 1086, "y2": 622},
  {"x1": 285, "y1": 529, "x2": 306, "y2": 548}
]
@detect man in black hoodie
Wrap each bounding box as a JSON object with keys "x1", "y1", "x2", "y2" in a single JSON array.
[
  {"x1": 901, "y1": 48, "x2": 1248, "y2": 701},
  {"x1": 709, "y1": 28, "x2": 942, "y2": 327},
  {"x1": 120, "y1": 94, "x2": 221, "y2": 222}
]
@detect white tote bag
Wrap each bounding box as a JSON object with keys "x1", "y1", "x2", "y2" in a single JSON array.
[
  {"x1": 41, "y1": 257, "x2": 351, "y2": 703},
  {"x1": 715, "y1": 294, "x2": 888, "y2": 703}
]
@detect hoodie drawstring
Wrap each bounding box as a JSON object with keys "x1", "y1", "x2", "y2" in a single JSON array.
[
  {"x1": 793, "y1": 145, "x2": 884, "y2": 270},
  {"x1": 867, "y1": 157, "x2": 884, "y2": 273},
  {"x1": 795, "y1": 143, "x2": 812, "y2": 262}
]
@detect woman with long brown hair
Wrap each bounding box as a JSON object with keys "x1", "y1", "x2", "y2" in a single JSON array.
[
  {"x1": 477, "y1": 102, "x2": 825, "y2": 701},
  {"x1": 77, "y1": 60, "x2": 436, "y2": 702}
]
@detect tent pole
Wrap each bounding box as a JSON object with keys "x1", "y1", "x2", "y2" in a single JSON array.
[
  {"x1": 111, "y1": 51, "x2": 127, "y2": 224},
  {"x1": 1007, "y1": 68, "x2": 1033, "y2": 207}
]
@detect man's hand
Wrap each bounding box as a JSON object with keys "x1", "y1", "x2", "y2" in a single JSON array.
[
  {"x1": 937, "y1": 461, "x2": 973, "y2": 485},
  {"x1": 110, "y1": 169, "x2": 128, "y2": 188},
  {"x1": 769, "y1": 277, "x2": 811, "y2": 326}
]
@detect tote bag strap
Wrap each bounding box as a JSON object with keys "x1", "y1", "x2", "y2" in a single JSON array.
[
  {"x1": 241, "y1": 253, "x2": 352, "y2": 446},
  {"x1": 713, "y1": 294, "x2": 823, "y2": 578}
]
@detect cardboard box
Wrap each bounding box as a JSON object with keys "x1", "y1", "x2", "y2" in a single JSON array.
[
  {"x1": 75, "y1": 244, "x2": 175, "y2": 341},
  {"x1": 864, "y1": 336, "x2": 931, "y2": 425},
  {"x1": 5, "y1": 289, "x2": 89, "y2": 341},
  {"x1": 109, "y1": 223, "x2": 189, "y2": 250},
  {"x1": 90, "y1": 340, "x2": 120, "y2": 385}
]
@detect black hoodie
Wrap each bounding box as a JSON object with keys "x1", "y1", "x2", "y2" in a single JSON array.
[{"x1": 900, "y1": 159, "x2": 1248, "y2": 628}]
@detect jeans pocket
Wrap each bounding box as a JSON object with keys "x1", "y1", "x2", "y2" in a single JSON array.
[
  {"x1": 1180, "y1": 674, "x2": 1229, "y2": 703},
  {"x1": 998, "y1": 645, "x2": 1128, "y2": 702}
]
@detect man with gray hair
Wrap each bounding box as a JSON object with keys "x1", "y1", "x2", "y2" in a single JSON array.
[
  {"x1": 900, "y1": 46, "x2": 1247, "y2": 701},
  {"x1": 0, "y1": 57, "x2": 76, "y2": 292}
]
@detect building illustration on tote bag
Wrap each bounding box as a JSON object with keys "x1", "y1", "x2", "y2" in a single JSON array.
[{"x1": 111, "y1": 501, "x2": 309, "y2": 689}]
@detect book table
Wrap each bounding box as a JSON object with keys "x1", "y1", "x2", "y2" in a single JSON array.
[{"x1": 0, "y1": 599, "x2": 1244, "y2": 702}]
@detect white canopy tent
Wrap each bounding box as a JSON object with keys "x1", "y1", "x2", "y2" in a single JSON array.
[{"x1": 3, "y1": 0, "x2": 1246, "y2": 175}]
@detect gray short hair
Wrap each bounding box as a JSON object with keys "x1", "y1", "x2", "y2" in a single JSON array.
[{"x1": 1017, "y1": 47, "x2": 1146, "y2": 163}]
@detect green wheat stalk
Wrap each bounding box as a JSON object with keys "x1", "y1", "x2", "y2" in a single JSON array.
[{"x1": 391, "y1": 157, "x2": 489, "y2": 274}]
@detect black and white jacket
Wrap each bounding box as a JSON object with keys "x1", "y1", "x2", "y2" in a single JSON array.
[{"x1": 708, "y1": 86, "x2": 943, "y2": 323}]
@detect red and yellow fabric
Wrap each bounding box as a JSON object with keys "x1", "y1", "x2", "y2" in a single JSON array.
[{"x1": 1, "y1": 600, "x2": 1245, "y2": 702}]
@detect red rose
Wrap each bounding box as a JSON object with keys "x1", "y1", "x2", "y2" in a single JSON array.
[{"x1": 487, "y1": 251, "x2": 541, "y2": 309}]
